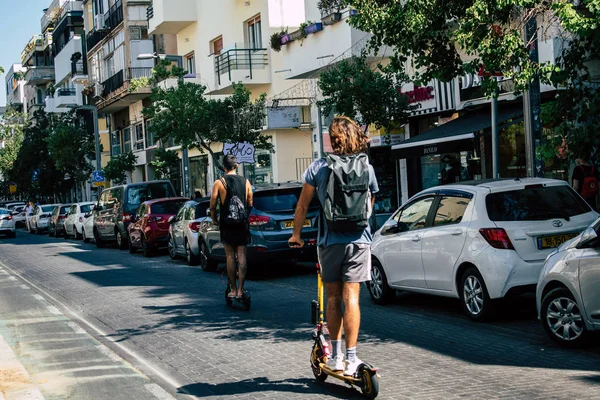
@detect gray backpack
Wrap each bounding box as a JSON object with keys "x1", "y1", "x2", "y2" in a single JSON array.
[{"x1": 324, "y1": 153, "x2": 372, "y2": 232}]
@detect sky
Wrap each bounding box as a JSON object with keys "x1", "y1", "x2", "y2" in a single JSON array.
[{"x1": 0, "y1": 0, "x2": 53, "y2": 106}]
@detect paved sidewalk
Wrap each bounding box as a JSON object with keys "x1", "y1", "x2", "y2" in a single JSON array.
[{"x1": 0, "y1": 265, "x2": 177, "y2": 400}]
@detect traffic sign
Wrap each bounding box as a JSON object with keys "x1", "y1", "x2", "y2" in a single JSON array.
[
  {"x1": 92, "y1": 170, "x2": 105, "y2": 183},
  {"x1": 9, "y1": 184, "x2": 16, "y2": 194},
  {"x1": 93, "y1": 181, "x2": 105, "y2": 187}
]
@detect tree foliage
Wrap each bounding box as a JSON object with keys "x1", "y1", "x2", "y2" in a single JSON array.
[
  {"x1": 143, "y1": 82, "x2": 272, "y2": 160},
  {"x1": 0, "y1": 108, "x2": 26, "y2": 177},
  {"x1": 317, "y1": 56, "x2": 412, "y2": 132},
  {"x1": 103, "y1": 151, "x2": 137, "y2": 185},
  {"x1": 150, "y1": 147, "x2": 179, "y2": 180},
  {"x1": 129, "y1": 59, "x2": 187, "y2": 92}
]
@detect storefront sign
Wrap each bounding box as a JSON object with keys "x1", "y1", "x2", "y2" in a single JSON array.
[
  {"x1": 223, "y1": 142, "x2": 256, "y2": 164},
  {"x1": 402, "y1": 86, "x2": 434, "y2": 103},
  {"x1": 423, "y1": 145, "x2": 438, "y2": 155},
  {"x1": 457, "y1": 72, "x2": 515, "y2": 106},
  {"x1": 266, "y1": 106, "x2": 301, "y2": 129},
  {"x1": 370, "y1": 134, "x2": 404, "y2": 147}
]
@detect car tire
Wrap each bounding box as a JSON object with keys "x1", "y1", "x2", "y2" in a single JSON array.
[
  {"x1": 185, "y1": 239, "x2": 200, "y2": 266},
  {"x1": 199, "y1": 240, "x2": 218, "y2": 272},
  {"x1": 94, "y1": 228, "x2": 105, "y2": 248},
  {"x1": 35, "y1": 224, "x2": 40, "y2": 235},
  {"x1": 367, "y1": 259, "x2": 395, "y2": 305},
  {"x1": 142, "y1": 236, "x2": 152, "y2": 258},
  {"x1": 116, "y1": 229, "x2": 128, "y2": 250},
  {"x1": 168, "y1": 235, "x2": 177, "y2": 260},
  {"x1": 83, "y1": 229, "x2": 89, "y2": 243},
  {"x1": 75, "y1": 226, "x2": 82, "y2": 240},
  {"x1": 541, "y1": 287, "x2": 588, "y2": 347},
  {"x1": 460, "y1": 267, "x2": 493, "y2": 321},
  {"x1": 48, "y1": 225, "x2": 55, "y2": 237}
]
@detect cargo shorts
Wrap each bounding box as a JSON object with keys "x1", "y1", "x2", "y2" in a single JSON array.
[{"x1": 317, "y1": 243, "x2": 371, "y2": 283}]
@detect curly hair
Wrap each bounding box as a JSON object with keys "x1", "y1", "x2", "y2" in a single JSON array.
[{"x1": 328, "y1": 116, "x2": 369, "y2": 155}]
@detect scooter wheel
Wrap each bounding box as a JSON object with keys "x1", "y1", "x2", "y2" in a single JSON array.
[
  {"x1": 359, "y1": 365, "x2": 379, "y2": 399},
  {"x1": 310, "y1": 343, "x2": 327, "y2": 382}
]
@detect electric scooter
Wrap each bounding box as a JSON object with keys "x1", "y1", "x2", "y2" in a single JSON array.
[
  {"x1": 309, "y1": 263, "x2": 380, "y2": 399},
  {"x1": 224, "y1": 254, "x2": 251, "y2": 311}
]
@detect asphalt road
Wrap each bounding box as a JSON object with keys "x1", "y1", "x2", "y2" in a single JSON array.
[{"x1": 0, "y1": 229, "x2": 599, "y2": 400}]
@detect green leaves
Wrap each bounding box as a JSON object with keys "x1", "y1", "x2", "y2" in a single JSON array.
[
  {"x1": 103, "y1": 152, "x2": 137, "y2": 185},
  {"x1": 150, "y1": 148, "x2": 179, "y2": 180}
]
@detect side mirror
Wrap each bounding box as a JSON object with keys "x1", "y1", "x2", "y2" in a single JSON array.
[
  {"x1": 380, "y1": 219, "x2": 409, "y2": 236},
  {"x1": 168, "y1": 215, "x2": 175, "y2": 224},
  {"x1": 577, "y1": 227, "x2": 598, "y2": 249}
]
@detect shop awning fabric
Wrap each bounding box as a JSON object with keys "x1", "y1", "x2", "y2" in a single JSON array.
[{"x1": 392, "y1": 105, "x2": 523, "y2": 159}]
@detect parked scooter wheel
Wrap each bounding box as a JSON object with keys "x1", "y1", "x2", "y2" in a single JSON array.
[
  {"x1": 358, "y1": 364, "x2": 380, "y2": 399},
  {"x1": 310, "y1": 342, "x2": 328, "y2": 382}
]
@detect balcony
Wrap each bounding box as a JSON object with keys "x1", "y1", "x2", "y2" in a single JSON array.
[
  {"x1": 21, "y1": 35, "x2": 44, "y2": 64},
  {"x1": 71, "y1": 60, "x2": 87, "y2": 85},
  {"x1": 41, "y1": 0, "x2": 83, "y2": 33},
  {"x1": 211, "y1": 44, "x2": 270, "y2": 94},
  {"x1": 104, "y1": 0, "x2": 124, "y2": 33},
  {"x1": 25, "y1": 66, "x2": 55, "y2": 85},
  {"x1": 56, "y1": 88, "x2": 78, "y2": 107},
  {"x1": 95, "y1": 68, "x2": 153, "y2": 114},
  {"x1": 156, "y1": 74, "x2": 202, "y2": 90},
  {"x1": 54, "y1": 36, "x2": 82, "y2": 84},
  {"x1": 86, "y1": 29, "x2": 108, "y2": 52},
  {"x1": 147, "y1": 0, "x2": 197, "y2": 35}
]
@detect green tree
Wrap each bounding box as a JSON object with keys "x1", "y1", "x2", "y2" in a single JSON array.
[
  {"x1": 143, "y1": 82, "x2": 272, "y2": 161},
  {"x1": 103, "y1": 152, "x2": 137, "y2": 185},
  {"x1": 150, "y1": 147, "x2": 179, "y2": 180},
  {"x1": 0, "y1": 108, "x2": 26, "y2": 177},
  {"x1": 317, "y1": 56, "x2": 412, "y2": 133},
  {"x1": 0, "y1": 66, "x2": 4, "y2": 74}
]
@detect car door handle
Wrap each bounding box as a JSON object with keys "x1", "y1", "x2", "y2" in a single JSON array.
[
  {"x1": 412, "y1": 235, "x2": 421, "y2": 242},
  {"x1": 451, "y1": 229, "x2": 463, "y2": 236}
]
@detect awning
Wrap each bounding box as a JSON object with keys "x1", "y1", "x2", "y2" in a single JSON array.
[{"x1": 392, "y1": 104, "x2": 523, "y2": 159}]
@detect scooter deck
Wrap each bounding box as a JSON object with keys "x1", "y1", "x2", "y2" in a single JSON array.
[{"x1": 318, "y1": 363, "x2": 362, "y2": 384}]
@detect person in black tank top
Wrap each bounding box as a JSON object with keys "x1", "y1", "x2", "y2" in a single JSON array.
[{"x1": 210, "y1": 155, "x2": 253, "y2": 298}]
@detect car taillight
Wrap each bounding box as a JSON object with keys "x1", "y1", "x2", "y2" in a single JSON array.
[
  {"x1": 479, "y1": 228, "x2": 514, "y2": 250},
  {"x1": 79, "y1": 217, "x2": 83, "y2": 223},
  {"x1": 249, "y1": 215, "x2": 272, "y2": 227},
  {"x1": 147, "y1": 216, "x2": 163, "y2": 223},
  {"x1": 6, "y1": 215, "x2": 12, "y2": 220},
  {"x1": 123, "y1": 213, "x2": 131, "y2": 222},
  {"x1": 58, "y1": 215, "x2": 66, "y2": 220},
  {"x1": 189, "y1": 222, "x2": 201, "y2": 233}
]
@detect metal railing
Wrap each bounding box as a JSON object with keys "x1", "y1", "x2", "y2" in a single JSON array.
[
  {"x1": 104, "y1": 0, "x2": 123, "y2": 32},
  {"x1": 71, "y1": 60, "x2": 85, "y2": 75},
  {"x1": 102, "y1": 70, "x2": 124, "y2": 97},
  {"x1": 146, "y1": 4, "x2": 154, "y2": 20},
  {"x1": 127, "y1": 67, "x2": 153, "y2": 80},
  {"x1": 57, "y1": 88, "x2": 77, "y2": 97},
  {"x1": 214, "y1": 44, "x2": 268, "y2": 85},
  {"x1": 21, "y1": 35, "x2": 44, "y2": 64},
  {"x1": 86, "y1": 29, "x2": 107, "y2": 51}
]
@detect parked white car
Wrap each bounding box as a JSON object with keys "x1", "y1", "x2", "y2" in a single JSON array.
[
  {"x1": 29, "y1": 205, "x2": 59, "y2": 234},
  {"x1": 369, "y1": 178, "x2": 599, "y2": 321},
  {"x1": 11, "y1": 206, "x2": 26, "y2": 228},
  {"x1": 64, "y1": 202, "x2": 95, "y2": 240},
  {"x1": 82, "y1": 210, "x2": 95, "y2": 243},
  {"x1": 0, "y1": 208, "x2": 16, "y2": 238},
  {"x1": 537, "y1": 217, "x2": 600, "y2": 346}
]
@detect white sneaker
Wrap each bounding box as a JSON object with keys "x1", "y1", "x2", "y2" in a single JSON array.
[
  {"x1": 343, "y1": 357, "x2": 363, "y2": 376},
  {"x1": 325, "y1": 355, "x2": 344, "y2": 371}
]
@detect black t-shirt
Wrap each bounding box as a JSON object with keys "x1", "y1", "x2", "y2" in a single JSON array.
[{"x1": 572, "y1": 165, "x2": 600, "y2": 196}]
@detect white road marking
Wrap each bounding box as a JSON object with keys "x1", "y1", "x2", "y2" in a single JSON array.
[
  {"x1": 46, "y1": 306, "x2": 62, "y2": 315},
  {"x1": 0, "y1": 334, "x2": 45, "y2": 400},
  {"x1": 145, "y1": 383, "x2": 178, "y2": 400},
  {"x1": 67, "y1": 322, "x2": 86, "y2": 334},
  {"x1": 33, "y1": 294, "x2": 45, "y2": 301}
]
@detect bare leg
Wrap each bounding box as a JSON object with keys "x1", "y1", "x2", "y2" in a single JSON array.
[
  {"x1": 224, "y1": 244, "x2": 237, "y2": 297},
  {"x1": 325, "y1": 282, "x2": 343, "y2": 340},
  {"x1": 236, "y1": 245, "x2": 247, "y2": 297},
  {"x1": 343, "y1": 282, "x2": 361, "y2": 348}
]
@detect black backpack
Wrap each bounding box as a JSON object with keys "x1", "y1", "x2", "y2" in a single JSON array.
[
  {"x1": 220, "y1": 177, "x2": 248, "y2": 224},
  {"x1": 324, "y1": 153, "x2": 372, "y2": 232}
]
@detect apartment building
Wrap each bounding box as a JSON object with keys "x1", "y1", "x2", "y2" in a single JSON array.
[
  {"x1": 20, "y1": 30, "x2": 55, "y2": 119},
  {"x1": 4, "y1": 64, "x2": 27, "y2": 113},
  {"x1": 83, "y1": 0, "x2": 176, "y2": 185},
  {"x1": 148, "y1": 0, "x2": 318, "y2": 195}
]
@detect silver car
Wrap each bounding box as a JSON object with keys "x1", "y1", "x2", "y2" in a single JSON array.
[
  {"x1": 168, "y1": 199, "x2": 213, "y2": 269},
  {"x1": 29, "y1": 204, "x2": 58, "y2": 234},
  {"x1": 537, "y1": 217, "x2": 600, "y2": 346}
]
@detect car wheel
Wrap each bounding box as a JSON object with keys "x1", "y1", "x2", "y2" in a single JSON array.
[
  {"x1": 168, "y1": 235, "x2": 177, "y2": 260},
  {"x1": 185, "y1": 239, "x2": 200, "y2": 266},
  {"x1": 35, "y1": 224, "x2": 40, "y2": 235},
  {"x1": 82, "y1": 229, "x2": 89, "y2": 243},
  {"x1": 94, "y1": 228, "x2": 105, "y2": 248},
  {"x1": 368, "y1": 259, "x2": 395, "y2": 305},
  {"x1": 200, "y1": 241, "x2": 218, "y2": 272},
  {"x1": 541, "y1": 287, "x2": 588, "y2": 347},
  {"x1": 460, "y1": 267, "x2": 493, "y2": 321},
  {"x1": 142, "y1": 236, "x2": 152, "y2": 258},
  {"x1": 128, "y1": 236, "x2": 137, "y2": 253},
  {"x1": 75, "y1": 226, "x2": 82, "y2": 240},
  {"x1": 49, "y1": 224, "x2": 55, "y2": 237},
  {"x1": 116, "y1": 229, "x2": 128, "y2": 250}
]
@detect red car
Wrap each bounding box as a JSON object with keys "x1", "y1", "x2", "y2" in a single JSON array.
[{"x1": 128, "y1": 197, "x2": 187, "y2": 256}]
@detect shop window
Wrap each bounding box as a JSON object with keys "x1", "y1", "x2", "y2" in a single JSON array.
[
  {"x1": 421, "y1": 151, "x2": 481, "y2": 191},
  {"x1": 433, "y1": 196, "x2": 471, "y2": 226},
  {"x1": 244, "y1": 151, "x2": 273, "y2": 185},
  {"x1": 499, "y1": 120, "x2": 526, "y2": 178},
  {"x1": 370, "y1": 147, "x2": 398, "y2": 214}
]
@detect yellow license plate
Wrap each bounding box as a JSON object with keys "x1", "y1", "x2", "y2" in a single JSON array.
[
  {"x1": 282, "y1": 220, "x2": 311, "y2": 229},
  {"x1": 538, "y1": 234, "x2": 578, "y2": 249}
]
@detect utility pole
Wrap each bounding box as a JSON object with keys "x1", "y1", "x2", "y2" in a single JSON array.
[
  {"x1": 491, "y1": 90, "x2": 499, "y2": 178},
  {"x1": 523, "y1": 15, "x2": 544, "y2": 178}
]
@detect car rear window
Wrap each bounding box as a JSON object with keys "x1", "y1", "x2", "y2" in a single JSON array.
[
  {"x1": 125, "y1": 183, "x2": 176, "y2": 213},
  {"x1": 253, "y1": 188, "x2": 320, "y2": 212},
  {"x1": 80, "y1": 204, "x2": 93, "y2": 213},
  {"x1": 42, "y1": 206, "x2": 54, "y2": 213},
  {"x1": 0, "y1": 209, "x2": 9, "y2": 215},
  {"x1": 60, "y1": 206, "x2": 70, "y2": 214},
  {"x1": 151, "y1": 200, "x2": 184, "y2": 215},
  {"x1": 486, "y1": 185, "x2": 592, "y2": 221},
  {"x1": 195, "y1": 202, "x2": 209, "y2": 219}
]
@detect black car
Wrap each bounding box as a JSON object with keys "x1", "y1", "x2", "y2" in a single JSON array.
[{"x1": 93, "y1": 180, "x2": 177, "y2": 249}]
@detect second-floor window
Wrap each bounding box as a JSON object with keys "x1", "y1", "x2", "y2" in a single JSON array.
[
  {"x1": 185, "y1": 52, "x2": 195, "y2": 74},
  {"x1": 246, "y1": 15, "x2": 262, "y2": 48},
  {"x1": 211, "y1": 36, "x2": 223, "y2": 56}
]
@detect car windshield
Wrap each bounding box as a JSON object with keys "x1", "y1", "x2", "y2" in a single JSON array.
[
  {"x1": 80, "y1": 204, "x2": 93, "y2": 213},
  {"x1": 42, "y1": 206, "x2": 54, "y2": 213},
  {"x1": 125, "y1": 183, "x2": 176, "y2": 213},
  {"x1": 195, "y1": 202, "x2": 209, "y2": 219},
  {"x1": 486, "y1": 185, "x2": 592, "y2": 221},
  {"x1": 253, "y1": 188, "x2": 320, "y2": 212},
  {"x1": 60, "y1": 206, "x2": 71, "y2": 214},
  {"x1": 151, "y1": 201, "x2": 184, "y2": 215}
]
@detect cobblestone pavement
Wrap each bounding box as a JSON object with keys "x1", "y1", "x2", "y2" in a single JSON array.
[{"x1": 0, "y1": 231, "x2": 599, "y2": 400}]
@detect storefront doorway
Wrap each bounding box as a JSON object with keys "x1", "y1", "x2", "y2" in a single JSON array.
[
  {"x1": 189, "y1": 155, "x2": 209, "y2": 197},
  {"x1": 420, "y1": 151, "x2": 482, "y2": 190}
]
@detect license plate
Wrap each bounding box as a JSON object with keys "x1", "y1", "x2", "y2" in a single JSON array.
[
  {"x1": 537, "y1": 233, "x2": 579, "y2": 249},
  {"x1": 282, "y1": 219, "x2": 311, "y2": 229}
]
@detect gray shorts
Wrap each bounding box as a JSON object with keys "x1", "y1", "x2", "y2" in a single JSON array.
[{"x1": 317, "y1": 243, "x2": 371, "y2": 283}]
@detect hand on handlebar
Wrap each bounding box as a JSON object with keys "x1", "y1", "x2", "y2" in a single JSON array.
[{"x1": 288, "y1": 235, "x2": 305, "y2": 248}]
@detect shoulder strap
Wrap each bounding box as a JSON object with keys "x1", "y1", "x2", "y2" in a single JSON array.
[{"x1": 220, "y1": 177, "x2": 228, "y2": 189}]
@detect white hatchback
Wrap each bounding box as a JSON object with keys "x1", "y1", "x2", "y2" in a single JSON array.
[
  {"x1": 369, "y1": 178, "x2": 599, "y2": 320},
  {"x1": 64, "y1": 202, "x2": 95, "y2": 240},
  {"x1": 0, "y1": 208, "x2": 16, "y2": 238}
]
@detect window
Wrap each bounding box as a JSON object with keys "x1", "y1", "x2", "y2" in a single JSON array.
[
  {"x1": 486, "y1": 185, "x2": 591, "y2": 222},
  {"x1": 185, "y1": 52, "x2": 195, "y2": 74},
  {"x1": 394, "y1": 196, "x2": 435, "y2": 231},
  {"x1": 434, "y1": 196, "x2": 471, "y2": 226},
  {"x1": 125, "y1": 183, "x2": 177, "y2": 213},
  {"x1": 111, "y1": 130, "x2": 121, "y2": 156},
  {"x1": 184, "y1": 205, "x2": 195, "y2": 221},
  {"x1": 253, "y1": 188, "x2": 320, "y2": 212},
  {"x1": 151, "y1": 201, "x2": 185, "y2": 215},
  {"x1": 69, "y1": 205, "x2": 77, "y2": 215},
  {"x1": 80, "y1": 204, "x2": 93, "y2": 214},
  {"x1": 145, "y1": 122, "x2": 157, "y2": 148},
  {"x1": 195, "y1": 202, "x2": 209, "y2": 219},
  {"x1": 123, "y1": 127, "x2": 131, "y2": 153},
  {"x1": 134, "y1": 123, "x2": 144, "y2": 150},
  {"x1": 211, "y1": 36, "x2": 223, "y2": 55},
  {"x1": 246, "y1": 15, "x2": 262, "y2": 48}
]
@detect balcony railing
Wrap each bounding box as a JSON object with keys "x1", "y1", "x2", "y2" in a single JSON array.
[
  {"x1": 146, "y1": 4, "x2": 154, "y2": 20},
  {"x1": 214, "y1": 44, "x2": 268, "y2": 85},
  {"x1": 57, "y1": 88, "x2": 77, "y2": 97},
  {"x1": 127, "y1": 67, "x2": 153, "y2": 80},
  {"x1": 102, "y1": 70, "x2": 124, "y2": 98},
  {"x1": 86, "y1": 29, "x2": 108, "y2": 51},
  {"x1": 21, "y1": 35, "x2": 44, "y2": 64},
  {"x1": 104, "y1": 0, "x2": 124, "y2": 32},
  {"x1": 42, "y1": 0, "x2": 83, "y2": 32},
  {"x1": 71, "y1": 60, "x2": 85, "y2": 76},
  {"x1": 25, "y1": 66, "x2": 55, "y2": 84}
]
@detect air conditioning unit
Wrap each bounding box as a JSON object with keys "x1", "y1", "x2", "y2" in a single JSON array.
[{"x1": 95, "y1": 14, "x2": 106, "y2": 30}]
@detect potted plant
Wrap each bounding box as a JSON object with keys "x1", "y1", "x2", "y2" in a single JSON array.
[
  {"x1": 304, "y1": 21, "x2": 323, "y2": 35},
  {"x1": 270, "y1": 30, "x2": 287, "y2": 52},
  {"x1": 47, "y1": 83, "x2": 56, "y2": 98},
  {"x1": 318, "y1": 0, "x2": 344, "y2": 25}
]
